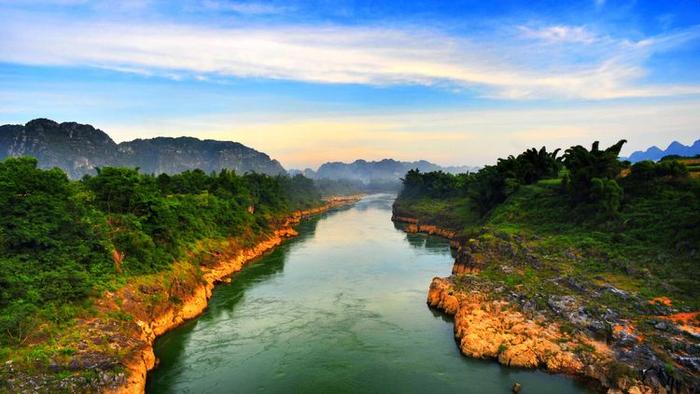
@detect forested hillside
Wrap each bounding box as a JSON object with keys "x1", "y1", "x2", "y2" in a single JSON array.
[{"x1": 0, "y1": 157, "x2": 320, "y2": 359}]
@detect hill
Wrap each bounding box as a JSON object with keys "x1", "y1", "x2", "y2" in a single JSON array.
[
  {"x1": 392, "y1": 143, "x2": 700, "y2": 393},
  {"x1": 625, "y1": 139, "x2": 700, "y2": 162},
  {"x1": 0, "y1": 119, "x2": 286, "y2": 178}
]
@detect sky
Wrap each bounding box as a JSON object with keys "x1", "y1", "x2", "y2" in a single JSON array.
[{"x1": 1, "y1": 0, "x2": 699, "y2": 169}]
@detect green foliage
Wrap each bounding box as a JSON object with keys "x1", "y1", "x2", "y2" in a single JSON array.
[
  {"x1": 276, "y1": 174, "x2": 322, "y2": 210},
  {"x1": 400, "y1": 169, "x2": 469, "y2": 199},
  {"x1": 0, "y1": 301, "x2": 39, "y2": 345},
  {"x1": 468, "y1": 166, "x2": 510, "y2": 215},
  {"x1": 629, "y1": 160, "x2": 688, "y2": 182},
  {"x1": 399, "y1": 146, "x2": 561, "y2": 216},
  {"x1": 497, "y1": 146, "x2": 561, "y2": 184},
  {"x1": 590, "y1": 177, "x2": 623, "y2": 217},
  {"x1": 396, "y1": 139, "x2": 700, "y2": 310},
  {"x1": 0, "y1": 157, "x2": 322, "y2": 347},
  {"x1": 562, "y1": 140, "x2": 626, "y2": 204}
]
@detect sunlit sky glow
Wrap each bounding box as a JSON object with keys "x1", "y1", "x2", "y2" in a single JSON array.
[{"x1": 1, "y1": 0, "x2": 699, "y2": 169}]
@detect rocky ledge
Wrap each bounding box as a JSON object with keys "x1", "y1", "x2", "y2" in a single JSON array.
[
  {"x1": 391, "y1": 215, "x2": 461, "y2": 247},
  {"x1": 424, "y1": 231, "x2": 700, "y2": 394}
]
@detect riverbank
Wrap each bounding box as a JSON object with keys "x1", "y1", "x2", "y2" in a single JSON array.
[
  {"x1": 392, "y1": 183, "x2": 700, "y2": 393},
  {"x1": 115, "y1": 195, "x2": 362, "y2": 394},
  {"x1": 1, "y1": 195, "x2": 361, "y2": 394},
  {"x1": 146, "y1": 193, "x2": 588, "y2": 393}
]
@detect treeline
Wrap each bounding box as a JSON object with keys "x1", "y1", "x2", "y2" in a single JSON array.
[
  {"x1": 400, "y1": 141, "x2": 693, "y2": 217},
  {"x1": 0, "y1": 157, "x2": 321, "y2": 345},
  {"x1": 314, "y1": 178, "x2": 400, "y2": 196}
]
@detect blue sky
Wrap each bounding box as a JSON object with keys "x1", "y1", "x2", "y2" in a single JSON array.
[{"x1": 1, "y1": 0, "x2": 699, "y2": 168}]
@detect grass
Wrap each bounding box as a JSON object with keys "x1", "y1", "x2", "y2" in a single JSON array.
[
  {"x1": 396, "y1": 174, "x2": 700, "y2": 311},
  {"x1": 393, "y1": 196, "x2": 481, "y2": 233}
]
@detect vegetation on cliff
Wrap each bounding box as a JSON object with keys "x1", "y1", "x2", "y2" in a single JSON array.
[
  {"x1": 0, "y1": 157, "x2": 321, "y2": 368},
  {"x1": 394, "y1": 141, "x2": 700, "y2": 392},
  {"x1": 0, "y1": 119, "x2": 287, "y2": 179}
]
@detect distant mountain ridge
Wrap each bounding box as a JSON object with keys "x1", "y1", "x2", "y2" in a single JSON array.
[
  {"x1": 625, "y1": 139, "x2": 700, "y2": 162},
  {"x1": 291, "y1": 159, "x2": 477, "y2": 184},
  {"x1": 0, "y1": 119, "x2": 286, "y2": 178}
]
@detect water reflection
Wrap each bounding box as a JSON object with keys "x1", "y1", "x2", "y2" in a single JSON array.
[{"x1": 148, "y1": 194, "x2": 588, "y2": 394}]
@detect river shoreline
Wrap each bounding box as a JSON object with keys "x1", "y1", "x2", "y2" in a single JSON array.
[
  {"x1": 391, "y1": 213, "x2": 691, "y2": 394},
  {"x1": 112, "y1": 195, "x2": 363, "y2": 393},
  {"x1": 0, "y1": 196, "x2": 361, "y2": 394},
  {"x1": 146, "y1": 194, "x2": 591, "y2": 393}
]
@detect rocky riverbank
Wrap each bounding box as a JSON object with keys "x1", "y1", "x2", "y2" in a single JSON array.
[
  {"x1": 392, "y1": 215, "x2": 461, "y2": 248},
  {"x1": 1, "y1": 196, "x2": 361, "y2": 394},
  {"x1": 115, "y1": 196, "x2": 362, "y2": 393},
  {"x1": 393, "y1": 211, "x2": 699, "y2": 394}
]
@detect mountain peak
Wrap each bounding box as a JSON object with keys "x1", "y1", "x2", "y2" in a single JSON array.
[
  {"x1": 313, "y1": 158, "x2": 476, "y2": 183},
  {"x1": 0, "y1": 119, "x2": 286, "y2": 178},
  {"x1": 627, "y1": 139, "x2": 700, "y2": 162}
]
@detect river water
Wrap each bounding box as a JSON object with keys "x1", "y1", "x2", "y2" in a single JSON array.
[{"x1": 147, "y1": 194, "x2": 588, "y2": 393}]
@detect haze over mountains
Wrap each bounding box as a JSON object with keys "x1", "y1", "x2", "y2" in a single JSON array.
[
  {"x1": 0, "y1": 119, "x2": 477, "y2": 185},
  {"x1": 0, "y1": 119, "x2": 286, "y2": 178},
  {"x1": 625, "y1": 139, "x2": 700, "y2": 162},
  {"x1": 291, "y1": 160, "x2": 476, "y2": 184}
]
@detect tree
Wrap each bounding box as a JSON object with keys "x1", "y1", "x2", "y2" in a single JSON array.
[
  {"x1": 84, "y1": 167, "x2": 151, "y2": 214},
  {"x1": 562, "y1": 140, "x2": 627, "y2": 203},
  {"x1": 469, "y1": 166, "x2": 510, "y2": 215},
  {"x1": 590, "y1": 177, "x2": 623, "y2": 217}
]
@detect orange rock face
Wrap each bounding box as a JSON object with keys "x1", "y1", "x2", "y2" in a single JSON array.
[
  {"x1": 394, "y1": 216, "x2": 456, "y2": 239},
  {"x1": 105, "y1": 196, "x2": 361, "y2": 394},
  {"x1": 428, "y1": 278, "x2": 586, "y2": 373}
]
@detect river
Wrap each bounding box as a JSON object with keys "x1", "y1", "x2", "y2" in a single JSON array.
[{"x1": 146, "y1": 194, "x2": 589, "y2": 393}]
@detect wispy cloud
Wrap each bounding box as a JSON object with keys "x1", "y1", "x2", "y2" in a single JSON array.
[
  {"x1": 0, "y1": 12, "x2": 699, "y2": 100},
  {"x1": 198, "y1": 0, "x2": 290, "y2": 15},
  {"x1": 99, "y1": 98, "x2": 700, "y2": 168},
  {"x1": 518, "y1": 25, "x2": 598, "y2": 44}
]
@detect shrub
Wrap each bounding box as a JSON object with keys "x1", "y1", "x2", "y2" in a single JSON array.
[{"x1": 590, "y1": 178, "x2": 623, "y2": 217}]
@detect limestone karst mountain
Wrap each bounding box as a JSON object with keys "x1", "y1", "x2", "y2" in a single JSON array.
[
  {"x1": 0, "y1": 119, "x2": 286, "y2": 178},
  {"x1": 625, "y1": 139, "x2": 700, "y2": 162}
]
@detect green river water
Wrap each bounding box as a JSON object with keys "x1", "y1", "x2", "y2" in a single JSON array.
[{"x1": 146, "y1": 194, "x2": 589, "y2": 393}]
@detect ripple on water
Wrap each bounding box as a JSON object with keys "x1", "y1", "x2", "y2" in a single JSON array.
[{"x1": 147, "y1": 195, "x2": 591, "y2": 394}]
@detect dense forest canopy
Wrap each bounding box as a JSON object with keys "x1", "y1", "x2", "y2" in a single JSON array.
[
  {"x1": 399, "y1": 141, "x2": 699, "y2": 219},
  {"x1": 0, "y1": 157, "x2": 321, "y2": 346}
]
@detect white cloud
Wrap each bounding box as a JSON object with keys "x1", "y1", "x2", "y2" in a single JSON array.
[
  {"x1": 0, "y1": 14, "x2": 699, "y2": 100},
  {"x1": 519, "y1": 25, "x2": 598, "y2": 44},
  {"x1": 199, "y1": 0, "x2": 289, "y2": 15}
]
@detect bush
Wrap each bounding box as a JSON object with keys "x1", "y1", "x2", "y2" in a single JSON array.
[
  {"x1": 630, "y1": 160, "x2": 688, "y2": 181},
  {"x1": 0, "y1": 301, "x2": 39, "y2": 345},
  {"x1": 590, "y1": 177, "x2": 623, "y2": 217}
]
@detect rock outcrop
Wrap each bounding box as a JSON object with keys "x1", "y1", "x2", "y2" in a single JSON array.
[
  {"x1": 391, "y1": 215, "x2": 460, "y2": 248},
  {"x1": 421, "y1": 238, "x2": 700, "y2": 394},
  {"x1": 428, "y1": 278, "x2": 593, "y2": 372},
  {"x1": 425, "y1": 277, "x2": 684, "y2": 393},
  {"x1": 0, "y1": 119, "x2": 286, "y2": 178},
  {"x1": 405, "y1": 223, "x2": 700, "y2": 393}
]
